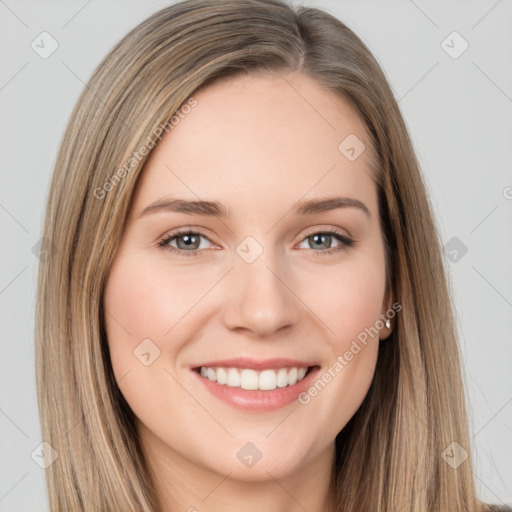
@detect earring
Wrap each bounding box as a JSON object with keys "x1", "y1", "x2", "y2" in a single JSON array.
[{"x1": 385, "y1": 319, "x2": 391, "y2": 329}]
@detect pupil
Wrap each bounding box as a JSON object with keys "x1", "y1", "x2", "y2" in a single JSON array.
[
  {"x1": 312, "y1": 233, "x2": 329, "y2": 249},
  {"x1": 180, "y1": 234, "x2": 197, "y2": 249}
]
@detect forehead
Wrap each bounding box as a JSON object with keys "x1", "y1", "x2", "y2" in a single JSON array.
[{"x1": 129, "y1": 71, "x2": 378, "y2": 220}]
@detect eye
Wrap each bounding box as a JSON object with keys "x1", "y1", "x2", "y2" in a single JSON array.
[
  {"x1": 157, "y1": 228, "x2": 355, "y2": 257},
  {"x1": 296, "y1": 229, "x2": 355, "y2": 256},
  {"x1": 157, "y1": 229, "x2": 214, "y2": 257}
]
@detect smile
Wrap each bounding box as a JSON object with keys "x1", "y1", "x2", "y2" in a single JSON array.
[
  {"x1": 191, "y1": 358, "x2": 320, "y2": 412},
  {"x1": 198, "y1": 366, "x2": 308, "y2": 391}
]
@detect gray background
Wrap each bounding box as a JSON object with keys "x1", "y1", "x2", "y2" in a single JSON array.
[{"x1": 1, "y1": 0, "x2": 511, "y2": 510}]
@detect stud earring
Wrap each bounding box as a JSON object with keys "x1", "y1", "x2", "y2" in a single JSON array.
[{"x1": 385, "y1": 319, "x2": 391, "y2": 329}]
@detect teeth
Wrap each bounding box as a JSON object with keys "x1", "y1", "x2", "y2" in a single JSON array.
[
  {"x1": 276, "y1": 368, "x2": 288, "y2": 388},
  {"x1": 216, "y1": 367, "x2": 227, "y2": 385},
  {"x1": 240, "y1": 369, "x2": 258, "y2": 390},
  {"x1": 288, "y1": 367, "x2": 298, "y2": 385},
  {"x1": 259, "y1": 369, "x2": 277, "y2": 390},
  {"x1": 227, "y1": 368, "x2": 240, "y2": 387},
  {"x1": 198, "y1": 366, "x2": 309, "y2": 391}
]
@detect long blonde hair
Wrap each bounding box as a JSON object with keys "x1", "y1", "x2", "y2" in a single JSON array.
[{"x1": 35, "y1": 0, "x2": 490, "y2": 510}]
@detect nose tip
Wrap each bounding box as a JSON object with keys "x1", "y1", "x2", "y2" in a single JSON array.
[{"x1": 222, "y1": 256, "x2": 301, "y2": 337}]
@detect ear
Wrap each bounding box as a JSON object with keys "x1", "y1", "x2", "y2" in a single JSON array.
[{"x1": 379, "y1": 279, "x2": 395, "y2": 340}]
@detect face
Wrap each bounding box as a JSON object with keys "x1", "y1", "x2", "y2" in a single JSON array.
[{"x1": 103, "y1": 71, "x2": 391, "y2": 486}]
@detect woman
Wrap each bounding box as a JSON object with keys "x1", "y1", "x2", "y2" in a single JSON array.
[{"x1": 34, "y1": 0, "x2": 511, "y2": 510}]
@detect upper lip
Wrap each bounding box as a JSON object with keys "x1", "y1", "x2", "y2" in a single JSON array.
[{"x1": 192, "y1": 357, "x2": 316, "y2": 371}]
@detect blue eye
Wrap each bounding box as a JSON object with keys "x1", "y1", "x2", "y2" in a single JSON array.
[
  {"x1": 298, "y1": 230, "x2": 355, "y2": 255},
  {"x1": 157, "y1": 229, "x2": 211, "y2": 256},
  {"x1": 157, "y1": 228, "x2": 355, "y2": 257}
]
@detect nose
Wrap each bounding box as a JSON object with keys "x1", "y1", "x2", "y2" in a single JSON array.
[{"x1": 222, "y1": 251, "x2": 301, "y2": 338}]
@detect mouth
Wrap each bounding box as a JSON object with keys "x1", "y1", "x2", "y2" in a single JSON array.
[
  {"x1": 191, "y1": 358, "x2": 320, "y2": 412},
  {"x1": 195, "y1": 365, "x2": 312, "y2": 390}
]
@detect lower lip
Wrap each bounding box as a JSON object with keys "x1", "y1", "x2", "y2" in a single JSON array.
[{"x1": 192, "y1": 367, "x2": 320, "y2": 412}]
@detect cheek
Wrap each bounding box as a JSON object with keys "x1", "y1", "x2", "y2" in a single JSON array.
[
  {"x1": 296, "y1": 251, "x2": 385, "y2": 431},
  {"x1": 102, "y1": 252, "x2": 174, "y2": 380},
  {"x1": 103, "y1": 253, "x2": 195, "y2": 349},
  {"x1": 102, "y1": 253, "x2": 202, "y2": 430},
  {"x1": 300, "y1": 250, "x2": 386, "y2": 349},
  {"x1": 103, "y1": 251, "x2": 225, "y2": 391},
  {"x1": 292, "y1": 280, "x2": 383, "y2": 445}
]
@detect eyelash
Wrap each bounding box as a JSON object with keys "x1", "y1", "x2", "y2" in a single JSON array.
[{"x1": 157, "y1": 228, "x2": 355, "y2": 258}]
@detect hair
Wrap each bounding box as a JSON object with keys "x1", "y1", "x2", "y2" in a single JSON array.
[{"x1": 34, "y1": 0, "x2": 498, "y2": 510}]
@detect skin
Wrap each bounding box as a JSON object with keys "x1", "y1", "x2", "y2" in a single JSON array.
[{"x1": 103, "y1": 70, "x2": 392, "y2": 512}]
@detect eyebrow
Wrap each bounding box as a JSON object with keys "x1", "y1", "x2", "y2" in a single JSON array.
[{"x1": 138, "y1": 195, "x2": 371, "y2": 220}]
